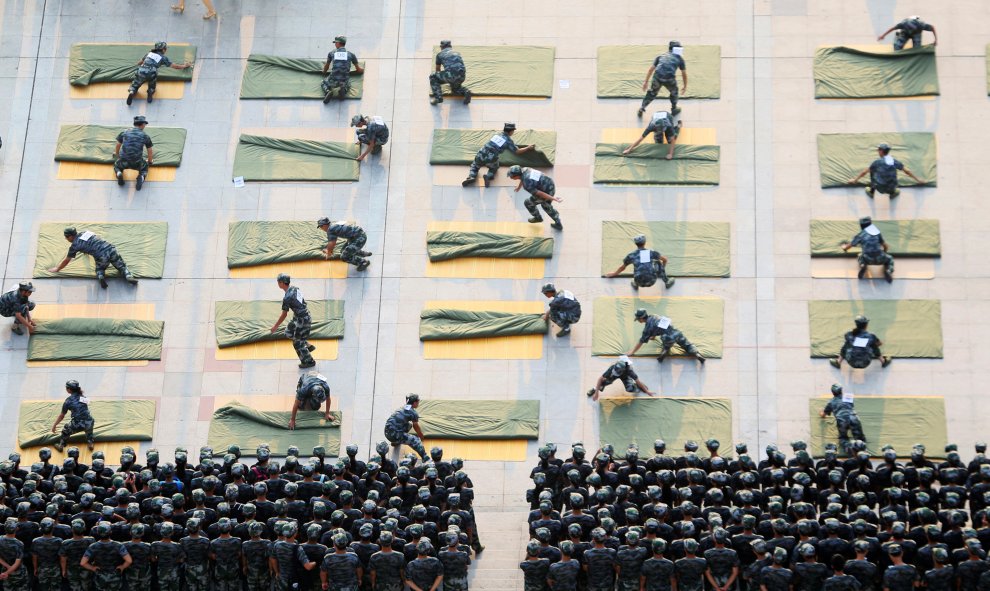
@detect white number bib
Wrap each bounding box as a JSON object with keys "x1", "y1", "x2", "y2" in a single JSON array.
[
  {"x1": 79, "y1": 231, "x2": 95, "y2": 241},
  {"x1": 853, "y1": 337, "x2": 870, "y2": 348},
  {"x1": 658, "y1": 316, "x2": 671, "y2": 329},
  {"x1": 489, "y1": 134, "x2": 507, "y2": 147},
  {"x1": 842, "y1": 392, "x2": 855, "y2": 403},
  {"x1": 371, "y1": 116, "x2": 384, "y2": 126},
  {"x1": 561, "y1": 290, "x2": 575, "y2": 300},
  {"x1": 883, "y1": 155, "x2": 895, "y2": 166},
  {"x1": 145, "y1": 52, "x2": 163, "y2": 63},
  {"x1": 79, "y1": 396, "x2": 90, "y2": 404},
  {"x1": 639, "y1": 250, "x2": 652, "y2": 263},
  {"x1": 334, "y1": 51, "x2": 349, "y2": 61},
  {"x1": 528, "y1": 170, "x2": 542, "y2": 182},
  {"x1": 864, "y1": 224, "x2": 881, "y2": 236}
]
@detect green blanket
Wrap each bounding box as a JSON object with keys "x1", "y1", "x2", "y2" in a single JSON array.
[
  {"x1": 54, "y1": 125, "x2": 187, "y2": 166},
  {"x1": 69, "y1": 43, "x2": 197, "y2": 86},
  {"x1": 593, "y1": 144, "x2": 720, "y2": 185},
  {"x1": 208, "y1": 402, "x2": 341, "y2": 457},
  {"x1": 596, "y1": 45, "x2": 721, "y2": 99},
  {"x1": 18, "y1": 400, "x2": 157, "y2": 447},
  {"x1": 28, "y1": 318, "x2": 164, "y2": 361},
  {"x1": 599, "y1": 398, "x2": 732, "y2": 452},
  {"x1": 813, "y1": 45, "x2": 939, "y2": 98},
  {"x1": 430, "y1": 129, "x2": 556, "y2": 167},
  {"x1": 215, "y1": 300, "x2": 345, "y2": 348},
  {"x1": 809, "y1": 396, "x2": 946, "y2": 457},
  {"x1": 239, "y1": 54, "x2": 364, "y2": 99},
  {"x1": 33, "y1": 222, "x2": 168, "y2": 279},
  {"x1": 419, "y1": 309, "x2": 548, "y2": 341},
  {"x1": 810, "y1": 220, "x2": 941, "y2": 257},
  {"x1": 417, "y1": 400, "x2": 540, "y2": 439},
  {"x1": 817, "y1": 132, "x2": 937, "y2": 188},
  {"x1": 226, "y1": 221, "x2": 356, "y2": 268},
  {"x1": 232, "y1": 134, "x2": 359, "y2": 182},
  {"x1": 592, "y1": 297, "x2": 723, "y2": 358},
  {"x1": 432, "y1": 45, "x2": 555, "y2": 97},
  {"x1": 601, "y1": 221, "x2": 730, "y2": 277},
  {"x1": 426, "y1": 231, "x2": 554, "y2": 262},
  {"x1": 808, "y1": 300, "x2": 943, "y2": 358}
]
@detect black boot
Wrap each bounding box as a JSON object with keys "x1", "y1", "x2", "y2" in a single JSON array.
[{"x1": 126, "y1": 93, "x2": 135, "y2": 106}]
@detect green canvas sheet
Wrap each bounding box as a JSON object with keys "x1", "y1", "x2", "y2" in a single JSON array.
[
  {"x1": 226, "y1": 221, "x2": 356, "y2": 268},
  {"x1": 214, "y1": 300, "x2": 344, "y2": 348},
  {"x1": 817, "y1": 132, "x2": 937, "y2": 188},
  {"x1": 599, "y1": 398, "x2": 732, "y2": 452},
  {"x1": 600, "y1": 221, "x2": 730, "y2": 277},
  {"x1": 426, "y1": 231, "x2": 554, "y2": 262},
  {"x1": 28, "y1": 318, "x2": 164, "y2": 361},
  {"x1": 69, "y1": 43, "x2": 197, "y2": 86},
  {"x1": 809, "y1": 396, "x2": 947, "y2": 457},
  {"x1": 592, "y1": 297, "x2": 723, "y2": 358},
  {"x1": 232, "y1": 134, "x2": 360, "y2": 182},
  {"x1": 417, "y1": 400, "x2": 540, "y2": 439},
  {"x1": 596, "y1": 45, "x2": 721, "y2": 99},
  {"x1": 239, "y1": 54, "x2": 364, "y2": 99},
  {"x1": 419, "y1": 309, "x2": 548, "y2": 341},
  {"x1": 810, "y1": 220, "x2": 941, "y2": 258},
  {"x1": 208, "y1": 402, "x2": 341, "y2": 457},
  {"x1": 808, "y1": 300, "x2": 943, "y2": 358},
  {"x1": 33, "y1": 222, "x2": 168, "y2": 279},
  {"x1": 54, "y1": 125, "x2": 187, "y2": 166},
  {"x1": 429, "y1": 129, "x2": 556, "y2": 167},
  {"x1": 18, "y1": 400, "x2": 157, "y2": 448},
  {"x1": 431, "y1": 45, "x2": 555, "y2": 97},
  {"x1": 813, "y1": 45, "x2": 939, "y2": 98},
  {"x1": 593, "y1": 143, "x2": 720, "y2": 185}
]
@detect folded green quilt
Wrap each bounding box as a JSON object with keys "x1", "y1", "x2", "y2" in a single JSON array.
[
  {"x1": 33, "y1": 222, "x2": 168, "y2": 279},
  {"x1": 28, "y1": 318, "x2": 165, "y2": 361},
  {"x1": 232, "y1": 134, "x2": 360, "y2": 182},
  {"x1": 208, "y1": 402, "x2": 341, "y2": 457},
  {"x1": 55, "y1": 125, "x2": 187, "y2": 166},
  {"x1": 809, "y1": 396, "x2": 946, "y2": 457},
  {"x1": 417, "y1": 400, "x2": 540, "y2": 439},
  {"x1": 69, "y1": 43, "x2": 197, "y2": 86},
  {"x1": 817, "y1": 132, "x2": 936, "y2": 188},
  {"x1": 601, "y1": 221, "x2": 730, "y2": 277},
  {"x1": 18, "y1": 400, "x2": 157, "y2": 447},
  {"x1": 430, "y1": 129, "x2": 556, "y2": 167},
  {"x1": 426, "y1": 231, "x2": 554, "y2": 262},
  {"x1": 599, "y1": 398, "x2": 732, "y2": 452},
  {"x1": 593, "y1": 143, "x2": 720, "y2": 185},
  {"x1": 592, "y1": 297, "x2": 723, "y2": 358},
  {"x1": 215, "y1": 300, "x2": 345, "y2": 348},
  {"x1": 419, "y1": 309, "x2": 548, "y2": 341},
  {"x1": 226, "y1": 221, "x2": 354, "y2": 268},
  {"x1": 431, "y1": 45, "x2": 555, "y2": 97},
  {"x1": 810, "y1": 220, "x2": 941, "y2": 257},
  {"x1": 808, "y1": 299, "x2": 942, "y2": 358},
  {"x1": 813, "y1": 45, "x2": 939, "y2": 98},
  {"x1": 240, "y1": 54, "x2": 364, "y2": 99},
  {"x1": 596, "y1": 45, "x2": 721, "y2": 99}
]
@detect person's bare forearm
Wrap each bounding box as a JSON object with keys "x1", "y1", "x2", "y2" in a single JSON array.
[
  {"x1": 147, "y1": 147, "x2": 154, "y2": 164},
  {"x1": 606, "y1": 264, "x2": 628, "y2": 278}
]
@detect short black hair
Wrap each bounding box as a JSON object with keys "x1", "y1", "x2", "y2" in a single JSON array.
[{"x1": 831, "y1": 555, "x2": 846, "y2": 571}]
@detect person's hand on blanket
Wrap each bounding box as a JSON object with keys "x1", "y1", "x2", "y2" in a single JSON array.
[{"x1": 288, "y1": 418, "x2": 296, "y2": 430}]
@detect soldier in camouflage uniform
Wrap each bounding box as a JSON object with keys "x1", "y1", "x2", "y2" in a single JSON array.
[
  {"x1": 126, "y1": 42, "x2": 192, "y2": 105},
  {"x1": 318, "y1": 217, "x2": 372, "y2": 272},
  {"x1": 384, "y1": 394, "x2": 429, "y2": 460},
  {"x1": 242, "y1": 521, "x2": 272, "y2": 591},
  {"x1": 438, "y1": 531, "x2": 470, "y2": 591},
  {"x1": 623, "y1": 111, "x2": 682, "y2": 160},
  {"x1": 829, "y1": 315, "x2": 890, "y2": 370},
  {"x1": 0, "y1": 281, "x2": 36, "y2": 335},
  {"x1": 540, "y1": 283, "x2": 580, "y2": 337},
  {"x1": 370, "y1": 531, "x2": 406, "y2": 591},
  {"x1": 321, "y1": 532, "x2": 362, "y2": 591},
  {"x1": 616, "y1": 530, "x2": 649, "y2": 591},
  {"x1": 793, "y1": 543, "x2": 830, "y2": 591},
  {"x1": 59, "y1": 519, "x2": 94, "y2": 591},
  {"x1": 151, "y1": 522, "x2": 185, "y2": 591},
  {"x1": 819, "y1": 385, "x2": 867, "y2": 456},
  {"x1": 49, "y1": 380, "x2": 96, "y2": 453},
  {"x1": 606, "y1": 234, "x2": 676, "y2": 290},
  {"x1": 210, "y1": 518, "x2": 243, "y2": 591},
  {"x1": 461, "y1": 122, "x2": 536, "y2": 187},
  {"x1": 823, "y1": 556, "x2": 864, "y2": 591},
  {"x1": 705, "y1": 528, "x2": 740, "y2": 591},
  {"x1": 642, "y1": 539, "x2": 676, "y2": 591},
  {"x1": 629, "y1": 308, "x2": 706, "y2": 365},
  {"x1": 113, "y1": 116, "x2": 154, "y2": 190},
  {"x1": 760, "y1": 547, "x2": 794, "y2": 591},
  {"x1": 297, "y1": 524, "x2": 328, "y2": 591},
  {"x1": 881, "y1": 545, "x2": 917, "y2": 591},
  {"x1": 180, "y1": 518, "x2": 211, "y2": 591},
  {"x1": 507, "y1": 165, "x2": 564, "y2": 230},
  {"x1": 549, "y1": 540, "x2": 580, "y2": 591},
  {"x1": 0, "y1": 518, "x2": 29, "y2": 591},
  {"x1": 32, "y1": 518, "x2": 63, "y2": 591},
  {"x1": 48, "y1": 227, "x2": 138, "y2": 288},
  {"x1": 584, "y1": 528, "x2": 617, "y2": 591},
  {"x1": 270, "y1": 273, "x2": 317, "y2": 368},
  {"x1": 921, "y1": 548, "x2": 954, "y2": 591},
  {"x1": 676, "y1": 538, "x2": 708, "y2": 591},
  {"x1": 520, "y1": 539, "x2": 550, "y2": 591},
  {"x1": 123, "y1": 524, "x2": 152, "y2": 591},
  {"x1": 877, "y1": 16, "x2": 937, "y2": 50},
  {"x1": 840, "y1": 216, "x2": 895, "y2": 283},
  {"x1": 430, "y1": 41, "x2": 471, "y2": 105},
  {"x1": 291, "y1": 371, "x2": 333, "y2": 430},
  {"x1": 80, "y1": 522, "x2": 131, "y2": 591},
  {"x1": 407, "y1": 540, "x2": 444, "y2": 591},
  {"x1": 350, "y1": 114, "x2": 390, "y2": 162},
  {"x1": 586, "y1": 355, "x2": 655, "y2": 401},
  {"x1": 638, "y1": 41, "x2": 688, "y2": 117},
  {"x1": 321, "y1": 36, "x2": 363, "y2": 103},
  {"x1": 850, "y1": 144, "x2": 924, "y2": 200},
  {"x1": 270, "y1": 522, "x2": 300, "y2": 591}
]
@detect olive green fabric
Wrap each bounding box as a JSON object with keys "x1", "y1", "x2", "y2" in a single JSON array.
[
  {"x1": 600, "y1": 221, "x2": 730, "y2": 277},
  {"x1": 592, "y1": 297, "x2": 724, "y2": 358},
  {"x1": 33, "y1": 222, "x2": 168, "y2": 279},
  {"x1": 68, "y1": 43, "x2": 197, "y2": 86},
  {"x1": 214, "y1": 300, "x2": 345, "y2": 348},
  {"x1": 429, "y1": 129, "x2": 556, "y2": 167},
  {"x1": 426, "y1": 231, "x2": 554, "y2": 262},
  {"x1": 813, "y1": 45, "x2": 939, "y2": 98},
  {"x1": 55, "y1": 125, "x2": 187, "y2": 166},
  {"x1": 28, "y1": 318, "x2": 165, "y2": 361},
  {"x1": 809, "y1": 396, "x2": 947, "y2": 458},
  {"x1": 817, "y1": 132, "x2": 937, "y2": 188},
  {"x1": 599, "y1": 398, "x2": 732, "y2": 452},
  {"x1": 596, "y1": 45, "x2": 721, "y2": 99},
  {"x1": 593, "y1": 143, "x2": 720, "y2": 185},
  {"x1": 808, "y1": 299, "x2": 943, "y2": 358},
  {"x1": 419, "y1": 309, "x2": 548, "y2": 341},
  {"x1": 810, "y1": 220, "x2": 941, "y2": 257},
  {"x1": 239, "y1": 54, "x2": 364, "y2": 99},
  {"x1": 18, "y1": 400, "x2": 157, "y2": 448},
  {"x1": 232, "y1": 134, "x2": 360, "y2": 182},
  {"x1": 416, "y1": 400, "x2": 540, "y2": 439},
  {"x1": 226, "y1": 221, "x2": 353, "y2": 268},
  {"x1": 208, "y1": 402, "x2": 341, "y2": 457},
  {"x1": 431, "y1": 45, "x2": 555, "y2": 97}
]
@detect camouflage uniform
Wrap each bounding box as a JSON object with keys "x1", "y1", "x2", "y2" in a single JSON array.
[
  {"x1": 438, "y1": 546, "x2": 471, "y2": 591},
  {"x1": 641, "y1": 51, "x2": 686, "y2": 112},
  {"x1": 211, "y1": 536, "x2": 243, "y2": 591},
  {"x1": 922, "y1": 567, "x2": 955, "y2": 591},
  {"x1": 520, "y1": 557, "x2": 551, "y2": 591},
  {"x1": 518, "y1": 168, "x2": 562, "y2": 227},
  {"x1": 407, "y1": 557, "x2": 445, "y2": 591},
  {"x1": 326, "y1": 221, "x2": 369, "y2": 267},
  {"x1": 882, "y1": 564, "x2": 918, "y2": 591},
  {"x1": 599, "y1": 359, "x2": 642, "y2": 393},
  {"x1": 431, "y1": 47, "x2": 469, "y2": 100},
  {"x1": 82, "y1": 539, "x2": 130, "y2": 591},
  {"x1": 822, "y1": 396, "x2": 866, "y2": 455},
  {"x1": 114, "y1": 127, "x2": 153, "y2": 177},
  {"x1": 356, "y1": 117, "x2": 389, "y2": 153},
  {"x1": 384, "y1": 405, "x2": 427, "y2": 459},
  {"x1": 823, "y1": 574, "x2": 863, "y2": 591},
  {"x1": 546, "y1": 289, "x2": 581, "y2": 332},
  {"x1": 122, "y1": 540, "x2": 152, "y2": 591},
  {"x1": 180, "y1": 535, "x2": 211, "y2": 591},
  {"x1": 322, "y1": 551, "x2": 362, "y2": 591},
  {"x1": 467, "y1": 131, "x2": 521, "y2": 182},
  {"x1": 151, "y1": 540, "x2": 185, "y2": 591},
  {"x1": 241, "y1": 538, "x2": 273, "y2": 591},
  {"x1": 296, "y1": 372, "x2": 331, "y2": 411},
  {"x1": 838, "y1": 329, "x2": 883, "y2": 369},
  {"x1": 66, "y1": 230, "x2": 134, "y2": 284},
  {"x1": 624, "y1": 248, "x2": 672, "y2": 289},
  {"x1": 643, "y1": 111, "x2": 680, "y2": 144},
  {"x1": 616, "y1": 545, "x2": 649, "y2": 591},
  {"x1": 59, "y1": 536, "x2": 95, "y2": 591},
  {"x1": 32, "y1": 535, "x2": 63, "y2": 591},
  {"x1": 584, "y1": 547, "x2": 617, "y2": 591},
  {"x1": 891, "y1": 17, "x2": 934, "y2": 50},
  {"x1": 843, "y1": 559, "x2": 878, "y2": 591},
  {"x1": 0, "y1": 288, "x2": 35, "y2": 332},
  {"x1": 760, "y1": 567, "x2": 794, "y2": 591},
  {"x1": 639, "y1": 314, "x2": 701, "y2": 358},
  {"x1": 322, "y1": 47, "x2": 359, "y2": 99},
  {"x1": 282, "y1": 285, "x2": 315, "y2": 366},
  {"x1": 0, "y1": 536, "x2": 28, "y2": 590},
  {"x1": 849, "y1": 227, "x2": 894, "y2": 276},
  {"x1": 793, "y1": 561, "x2": 830, "y2": 591},
  {"x1": 868, "y1": 156, "x2": 905, "y2": 196},
  {"x1": 128, "y1": 50, "x2": 173, "y2": 96},
  {"x1": 675, "y1": 556, "x2": 708, "y2": 591},
  {"x1": 368, "y1": 550, "x2": 406, "y2": 591},
  {"x1": 57, "y1": 393, "x2": 96, "y2": 449},
  {"x1": 705, "y1": 547, "x2": 740, "y2": 591},
  {"x1": 271, "y1": 539, "x2": 299, "y2": 591},
  {"x1": 642, "y1": 556, "x2": 676, "y2": 591}
]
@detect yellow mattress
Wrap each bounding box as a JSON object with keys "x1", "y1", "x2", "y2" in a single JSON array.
[{"x1": 57, "y1": 162, "x2": 176, "y2": 182}]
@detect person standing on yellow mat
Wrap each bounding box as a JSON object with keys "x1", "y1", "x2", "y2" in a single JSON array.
[
  {"x1": 270, "y1": 273, "x2": 317, "y2": 369},
  {"x1": 840, "y1": 217, "x2": 894, "y2": 284},
  {"x1": 430, "y1": 40, "x2": 472, "y2": 106},
  {"x1": 289, "y1": 371, "x2": 332, "y2": 430},
  {"x1": 48, "y1": 227, "x2": 139, "y2": 289},
  {"x1": 114, "y1": 116, "x2": 154, "y2": 191},
  {"x1": 317, "y1": 217, "x2": 372, "y2": 272},
  {"x1": 849, "y1": 143, "x2": 924, "y2": 200},
  {"x1": 638, "y1": 41, "x2": 688, "y2": 118},
  {"x1": 586, "y1": 355, "x2": 655, "y2": 401},
  {"x1": 322, "y1": 36, "x2": 363, "y2": 103},
  {"x1": 829, "y1": 315, "x2": 891, "y2": 370},
  {"x1": 629, "y1": 308, "x2": 705, "y2": 365},
  {"x1": 384, "y1": 394, "x2": 428, "y2": 461},
  {"x1": 462, "y1": 122, "x2": 536, "y2": 187},
  {"x1": 623, "y1": 111, "x2": 682, "y2": 160},
  {"x1": 508, "y1": 165, "x2": 564, "y2": 230},
  {"x1": 605, "y1": 234, "x2": 676, "y2": 291},
  {"x1": 540, "y1": 283, "x2": 581, "y2": 337},
  {"x1": 0, "y1": 281, "x2": 36, "y2": 335},
  {"x1": 878, "y1": 16, "x2": 937, "y2": 50},
  {"x1": 126, "y1": 42, "x2": 193, "y2": 106},
  {"x1": 351, "y1": 115, "x2": 389, "y2": 162},
  {"x1": 50, "y1": 380, "x2": 96, "y2": 453}
]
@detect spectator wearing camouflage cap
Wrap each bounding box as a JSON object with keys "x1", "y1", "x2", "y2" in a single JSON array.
[
  {"x1": 209, "y1": 517, "x2": 243, "y2": 591},
  {"x1": 438, "y1": 530, "x2": 471, "y2": 590},
  {"x1": 520, "y1": 538, "x2": 551, "y2": 591},
  {"x1": 80, "y1": 521, "x2": 132, "y2": 590},
  {"x1": 321, "y1": 36, "x2": 363, "y2": 103},
  {"x1": 407, "y1": 539, "x2": 444, "y2": 591}
]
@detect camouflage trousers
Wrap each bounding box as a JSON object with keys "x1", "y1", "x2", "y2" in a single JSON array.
[
  {"x1": 836, "y1": 413, "x2": 866, "y2": 455},
  {"x1": 184, "y1": 563, "x2": 210, "y2": 591},
  {"x1": 244, "y1": 568, "x2": 272, "y2": 591},
  {"x1": 93, "y1": 248, "x2": 131, "y2": 281},
  {"x1": 859, "y1": 251, "x2": 894, "y2": 275},
  {"x1": 321, "y1": 75, "x2": 350, "y2": 100},
  {"x1": 549, "y1": 309, "x2": 580, "y2": 331},
  {"x1": 653, "y1": 125, "x2": 679, "y2": 144},
  {"x1": 658, "y1": 329, "x2": 700, "y2": 357},
  {"x1": 65, "y1": 566, "x2": 92, "y2": 591},
  {"x1": 467, "y1": 147, "x2": 500, "y2": 180},
  {"x1": 287, "y1": 313, "x2": 315, "y2": 365},
  {"x1": 36, "y1": 565, "x2": 63, "y2": 591},
  {"x1": 385, "y1": 427, "x2": 427, "y2": 459},
  {"x1": 340, "y1": 232, "x2": 369, "y2": 266},
  {"x1": 356, "y1": 130, "x2": 387, "y2": 152},
  {"x1": 617, "y1": 577, "x2": 641, "y2": 591},
  {"x1": 443, "y1": 575, "x2": 470, "y2": 591},
  {"x1": 524, "y1": 196, "x2": 561, "y2": 226},
  {"x1": 894, "y1": 31, "x2": 923, "y2": 50},
  {"x1": 374, "y1": 583, "x2": 404, "y2": 591},
  {"x1": 113, "y1": 157, "x2": 149, "y2": 176},
  {"x1": 603, "y1": 372, "x2": 639, "y2": 393},
  {"x1": 633, "y1": 264, "x2": 671, "y2": 288},
  {"x1": 213, "y1": 572, "x2": 243, "y2": 591},
  {"x1": 123, "y1": 565, "x2": 152, "y2": 591},
  {"x1": 868, "y1": 175, "x2": 898, "y2": 196},
  {"x1": 128, "y1": 68, "x2": 158, "y2": 96},
  {"x1": 59, "y1": 416, "x2": 96, "y2": 447},
  {"x1": 0, "y1": 567, "x2": 30, "y2": 591},
  {"x1": 274, "y1": 575, "x2": 295, "y2": 591},
  {"x1": 93, "y1": 568, "x2": 123, "y2": 591},
  {"x1": 641, "y1": 76, "x2": 679, "y2": 111},
  {"x1": 429, "y1": 69, "x2": 467, "y2": 99},
  {"x1": 158, "y1": 572, "x2": 182, "y2": 591}
]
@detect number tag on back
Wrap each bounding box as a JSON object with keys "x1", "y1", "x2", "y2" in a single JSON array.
[
  {"x1": 853, "y1": 337, "x2": 870, "y2": 348},
  {"x1": 334, "y1": 51, "x2": 349, "y2": 61},
  {"x1": 528, "y1": 170, "x2": 542, "y2": 182},
  {"x1": 371, "y1": 116, "x2": 384, "y2": 126},
  {"x1": 842, "y1": 392, "x2": 855, "y2": 403},
  {"x1": 490, "y1": 134, "x2": 507, "y2": 147},
  {"x1": 658, "y1": 316, "x2": 671, "y2": 329},
  {"x1": 864, "y1": 224, "x2": 881, "y2": 236},
  {"x1": 146, "y1": 52, "x2": 163, "y2": 63},
  {"x1": 883, "y1": 155, "x2": 895, "y2": 166},
  {"x1": 639, "y1": 250, "x2": 651, "y2": 263},
  {"x1": 79, "y1": 231, "x2": 95, "y2": 242}
]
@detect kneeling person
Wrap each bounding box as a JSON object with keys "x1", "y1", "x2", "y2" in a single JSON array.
[
  {"x1": 540, "y1": 283, "x2": 581, "y2": 337},
  {"x1": 462, "y1": 122, "x2": 535, "y2": 187},
  {"x1": 630, "y1": 308, "x2": 705, "y2": 365},
  {"x1": 126, "y1": 42, "x2": 192, "y2": 106},
  {"x1": 830, "y1": 315, "x2": 890, "y2": 369},
  {"x1": 317, "y1": 217, "x2": 371, "y2": 272},
  {"x1": 351, "y1": 114, "x2": 389, "y2": 162},
  {"x1": 606, "y1": 234, "x2": 675, "y2": 290},
  {"x1": 114, "y1": 116, "x2": 154, "y2": 191},
  {"x1": 841, "y1": 216, "x2": 893, "y2": 283},
  {"x1": 322, "y1": 36, "x2": 363, "y2": 103},
  {"x1": 623, "y1": 111, "x2": 682, "y2": 160},
  {"x1": 290, "y1": 371, "x2": 333, "y2": 430},
  {"x1": 850, "y1": 143, "x2": 923, "y2": 200},
  {"x1": 430, "y1": 40, "x2": 471, "y2": 105},
  {"x1": 587, "y1": 356, "x2": 655, "y2": 401},
  {"x1": 0, "y1": 282, "x2": 36, "y2": 335},
  {"x1": 508, "y1": 165, "x2": 563, "y2": 230},
  {"x1": 49, "y1": 227, "x2": 138, "y2": 288}
]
